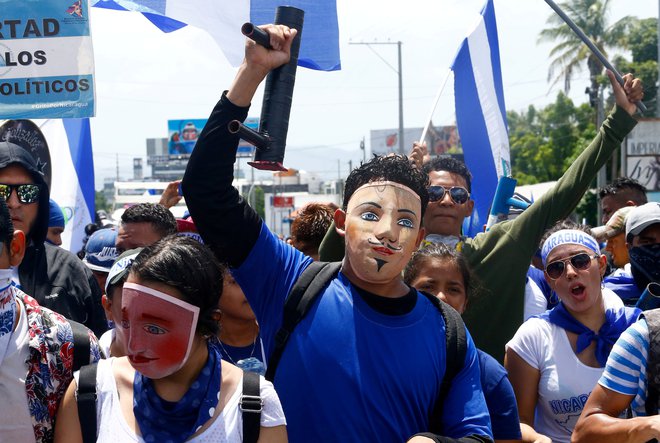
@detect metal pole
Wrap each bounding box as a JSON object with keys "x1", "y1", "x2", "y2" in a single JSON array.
[
  {"x1": 597, "y1": 85, "x2": 606, "y2": 223},
  {"x1": 544, "y1": 0, "x2": 646, "y2": 113},
  {"x1": 349, "y1": 41, "x2": 405, "y2": 154},
  {"x1": 657, "y1": 0, "x2": 660, "y2": 117},
  {"x1": 397, "y1": 41, "x2": 404, "y2": 155}
]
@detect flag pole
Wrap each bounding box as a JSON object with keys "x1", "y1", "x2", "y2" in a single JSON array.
[
  {"x1": 544, "y1": 0, "x2": 646, "y2": 113},
  {"x1": 420, "y1": 68, "x2": 452, "y2": 144}
]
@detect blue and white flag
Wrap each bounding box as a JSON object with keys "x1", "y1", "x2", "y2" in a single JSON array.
[
  {"x1": 451, "y1": 0, "x2": 510, "y2": 237},
  {"x1": 37, "y1": 118, "x2": 95, "y2": 253},
  {"x1": 91, "y1": 0, "x2": 341, "y2": 71}
]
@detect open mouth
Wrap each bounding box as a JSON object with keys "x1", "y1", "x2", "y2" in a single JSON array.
[{"x1": 570, "y1": 284, "x2": 586, "y2": 298}]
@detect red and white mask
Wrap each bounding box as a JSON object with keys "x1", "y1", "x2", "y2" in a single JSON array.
[{"x1": 121, "y1": 282, "x2": 200, "y2": 379}]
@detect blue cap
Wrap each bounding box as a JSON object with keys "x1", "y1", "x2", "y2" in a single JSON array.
[
  {"x1": 83, "y1": 228, "x2": 119, "y2": 272},
  {"x1": 48, "y1": 199, "x2": 65, "y2": 228}
]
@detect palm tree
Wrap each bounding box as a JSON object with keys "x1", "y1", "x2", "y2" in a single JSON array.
[{"x1": 539, "y1": 0, "x2": 636, "y2": 106}]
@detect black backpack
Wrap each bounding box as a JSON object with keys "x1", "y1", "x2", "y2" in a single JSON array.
[
  {"x1": 77, "y1": 364, "x2": 263, "y2": 443},
  {"x1": 264, "y1": 261, "x2": 467, "y2": 435}
]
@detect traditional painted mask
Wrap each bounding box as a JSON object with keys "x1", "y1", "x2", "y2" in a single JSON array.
[
  {"x1": 121, "y1": 282, "x2": 200, "y2": 379},
  {"x1": 343, "y1": 181, "x2": 423, "y2": 284}
]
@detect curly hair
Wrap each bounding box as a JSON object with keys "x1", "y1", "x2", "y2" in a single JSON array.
[
  {"x1": 422, "y1": 156, "x2": 472, "y2": 192},
  {"x1": 598, "y1": 177, "x2": 648, "y2": 205},
  {"x1": 121, "y1": 203, "x2": 177, "y2": 238},
  {"x1": 291, "y1": 203, "x2": 334, "y2": 253},
  {"x1": 129, "y1": 235, "x2": 224, "y2": 336},
  {"x1": 343, "y1": 155, "x2": 429, "y2": 217}
]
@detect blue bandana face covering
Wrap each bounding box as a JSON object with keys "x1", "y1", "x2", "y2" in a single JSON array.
[
  {"x1": 629, "y1": 244, "x2": 660, "y2": 291},
  {"x1": 133, "y1": 341, "x2": 222, "y2": 441}
]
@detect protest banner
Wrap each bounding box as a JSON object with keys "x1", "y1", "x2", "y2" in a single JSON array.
[{"x1": 0, "y1": 0, "x2": 96, "y2": 118}]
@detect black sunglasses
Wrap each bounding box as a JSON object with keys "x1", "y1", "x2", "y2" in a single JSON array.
[
  {"x1": 0, "y1": 183, "x2": 41, "y2": 204},
  {"x1": 428, "y1": 185, "x2": 470, "y2": 205},
  {"x1": 545, "y1": 252, "x2": 598, "y2": 280}
]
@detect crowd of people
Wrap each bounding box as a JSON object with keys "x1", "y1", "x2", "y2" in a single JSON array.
[{"x1": 1, "y1": 23, "x2": 659, "y2": 443}]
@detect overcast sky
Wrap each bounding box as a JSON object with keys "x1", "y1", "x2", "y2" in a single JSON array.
[{"x1": 88, "y1": 0, "x2": 657, "y2": 189}]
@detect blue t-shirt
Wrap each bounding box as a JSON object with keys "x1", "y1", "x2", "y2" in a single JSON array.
[
  {"x1": 234, "y1": 224, "x2": 493, "y2": 442},
  {"x1": 604, "y1": 270, "x2": 641, "y2": 305},
  {"x1": 478, "y1": 349, "x2": 522, "y2": 440}
]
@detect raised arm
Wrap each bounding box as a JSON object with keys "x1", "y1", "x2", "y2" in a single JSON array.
[
  {"x1": 472, "y1": 71, "x2": 643, "y2": 259},
  {"x1": 181, "y1": 25, "x2": 297, "y2": 267}
]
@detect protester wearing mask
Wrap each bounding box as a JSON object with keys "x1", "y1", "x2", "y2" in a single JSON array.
[{"x1": 625, "y1": 202, "x2": 660, "y2": 293}]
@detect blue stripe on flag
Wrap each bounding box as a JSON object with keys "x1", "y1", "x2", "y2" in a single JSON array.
[
  {"x1": 62, "y1": 119, "x2": 95, "y2": 219},
  {"x1": 250, "y1": 0, "x2": 341, "y2": 71},
  {"x1": 92, "y1": 0, "x2": 340, "y2": 71},
  {"x1": 451, "y1": 0, "x2": 509, "y2": 237}
]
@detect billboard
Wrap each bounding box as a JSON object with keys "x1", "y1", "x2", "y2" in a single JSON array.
[
  {"x1": 370, "y1": 125, "x2": 459, "y2": 156},
  {"x1": 626, "y1": 120, "x2": 660, "y2": 192},
  {"x1": 168, "y1": 117, "x2": 259, "y2": 156},
  {"x1": 168, "y1": 118, "x2": 206, "y2": 154}
]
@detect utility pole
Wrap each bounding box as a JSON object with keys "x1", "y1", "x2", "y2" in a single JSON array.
[
  {"x1": 360, "y1": 137, "x2": 366, "y2": 163},
  {"x1": 115, "y1": 153, "x2": 119, "y2": 182},
  {"x1": 350, "y1": 40, "x2": 404, "y2": 154},
  {"x1": 657, "y1": 0, "x2": 660, "y2": 117}
]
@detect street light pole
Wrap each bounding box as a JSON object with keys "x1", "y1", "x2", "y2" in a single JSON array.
[{"x1": 350, "y1": 40, "x2": 405, "y2": 154}]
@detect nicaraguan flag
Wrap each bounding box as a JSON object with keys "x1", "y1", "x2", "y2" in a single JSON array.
[
  {"x1": 451, "y1": 0, "x2": 510, "y2": 237},
  {"x1": 37, "y1": 119, "x2": 95, "y2": 253},
  {"x1": 91, "y1": 0, "x2": 341, "y2": 71}
]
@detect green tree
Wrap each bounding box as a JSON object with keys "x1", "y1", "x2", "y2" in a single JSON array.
[
  {"x1": 538, "y1": 0, "x2": 636, "y2": 108},
  {"x1": 613, "y1": 17, "x2": 658, "y2": 117},
  {"x1": 95, "y1": 190, "x2": 110, "y2": 213},
  {"x1": 509, "y1": 92, "x2": 595, "y2": 185}
]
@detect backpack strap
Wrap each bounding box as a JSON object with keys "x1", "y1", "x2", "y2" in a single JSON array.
[
  {"x1": 642, "y1": 309, "x2": 660, "y2": 416},
  {"x1": 77, "y1": 363, "x2": 98, "y2": 443},
  {"x1": 241, "y1": 370, "x2": 262, "y2": 443},
  {"x1": 265, "y1": 261, "x2": 342, "y2": 382},
  {"x1": 419, "y1": 291, "x2": 467, "y2": 434},
  {"x1": 69, "y1": 320, "x2": 90, "y2": 372}
]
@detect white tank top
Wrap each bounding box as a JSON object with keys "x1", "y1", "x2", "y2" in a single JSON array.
[{"x1": 76, "y1": 358, "x2": 286, "y2": 442}]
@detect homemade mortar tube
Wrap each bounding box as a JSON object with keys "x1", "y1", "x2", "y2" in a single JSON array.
[
  {"x1": 241, "y1": 23, "x2": 272, "y2": 50},
  {"x1": 636, "y1": 282, "x2": 660, "y2": 312},
  {"x1": 238, "y1": 6, "x2": 304, "y2": 172}
]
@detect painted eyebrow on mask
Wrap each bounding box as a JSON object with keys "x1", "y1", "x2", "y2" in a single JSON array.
[
  {"x1": 356, "y1": 201, "x2": 381, "y2": 209},
  {"x1": 137, "y1": 313, "x2": 175, "y2": 327}
]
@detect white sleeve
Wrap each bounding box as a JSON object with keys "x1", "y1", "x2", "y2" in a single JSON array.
[
  {"x1": 258, "y1": 377, "x2": 287, "y2": 427},
  {"x1": 602, "y1": 287, "x2": 624, "y2": 310},
  {"x1": 524, "y1": 278, "x2": 548, "y2": 321},
  {"x1": 506, "y1": 318, "x2": 548, "y2": 370}
]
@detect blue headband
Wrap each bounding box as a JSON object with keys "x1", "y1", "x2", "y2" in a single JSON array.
[
  {"x1": 541, "y1": 229, "x2": 599, "y2": 265},
  {"x1": 48, "y1": 199, "x2": 65, "y2": 228}
]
